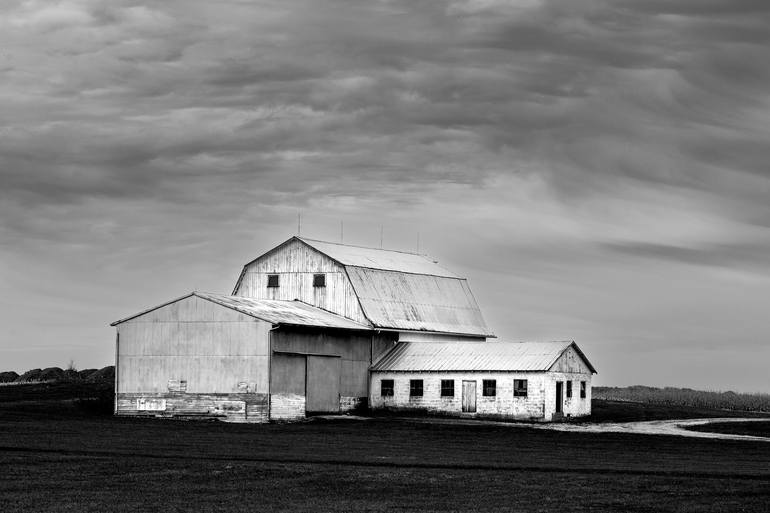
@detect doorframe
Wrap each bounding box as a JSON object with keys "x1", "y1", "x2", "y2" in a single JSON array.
[
  {"x1": 462, "y1": 380, "x2": 477, "y2": 413},
  {"x1": 555, "y1": 381, "x2": 563, "y2": 414}
]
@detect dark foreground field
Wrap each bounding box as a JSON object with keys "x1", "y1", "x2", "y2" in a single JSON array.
[
  {"x1": 685, "y1": 420, "x2": 770, "y2": 438},
  {"x1": 0, "y1": 388, "x2": 769, "y2": 512}
]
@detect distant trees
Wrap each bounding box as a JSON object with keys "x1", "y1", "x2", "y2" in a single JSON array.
[
  {"x1": 594, "y1": 385, "x2": 770, "y2": 412},
  {"x1": 0, "y1": 366, "x2": 115, "y2": 385}
]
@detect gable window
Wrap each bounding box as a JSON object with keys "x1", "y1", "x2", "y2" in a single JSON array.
[
  {"x1": 514, "y1": 379, "x2": 528, "y2": 397},
  {"x1": 440, "y1": 379, "x2": 454, "y2": 397},
  {"x1": 482, "y1": 379, "x2": 496, "y2": 397},
  {"x1": 580, "y1": 381, "x2": 586, "y2": 399},
  {"x1": 267, "y1": 274, "x2": 279, "y2": 288},
  {"x1": 566, "y1": 380, "x2": 573, "y2": 398},
  {"x1": 380, "y1": 379, "x2": 394, "y2": 397},
  {"x1": 409, "y1": 379, "x2": 423, "y2": 397},
  {"x1": 313, "y1": 273, "x2": 326, "y2": 288}
]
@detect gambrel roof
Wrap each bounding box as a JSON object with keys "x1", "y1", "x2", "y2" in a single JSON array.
[
  {"x1": 370, "y1": 340, "x2": 596, "y2": 373},
  {"x1": 297, "y1": 237, "x2": 458, "y2": 277},
  {"x1": 233, "y1": 236, "x2": 493, "y2": 337}
]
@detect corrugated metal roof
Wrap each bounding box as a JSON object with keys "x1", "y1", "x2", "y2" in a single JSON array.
[
  {"x1": 299, "y1": 237, "x2": 458, "y2": 277},
  {"x1": 346, "y1": 267, "x2": 493, "y2": 336},
  {"x1": 371, "y1": 340, "x2": 594, "y2": 372},
  {"x1": 112, "y1": 292, "x2": 372, "y2": 330},
  {"x1": 196, "y1": 293, "x2": 373, "y2": 330}
]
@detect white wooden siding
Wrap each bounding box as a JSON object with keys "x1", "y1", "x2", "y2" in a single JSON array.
[{"x1": 234, "y1": 238, "x2": 367, "y2": 324}]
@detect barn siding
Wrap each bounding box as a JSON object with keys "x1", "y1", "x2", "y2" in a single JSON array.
[
  {"x1": 234, "y1": 239, "x2": 368, "y2": 324},
  {"x1": 271, "y1": 329, "x2": 372, "y2": 399},
  {"x1": 269, "y1": 328, "x2": 397, "y2": 415},
  {"x1": 116, "y1": 392, "x2": 269, "y2": 423},
  {"x1": 549, "y1": 345, "x2": 592, "y2": 374},
  {"x1": 115, "y1": 295, "x2": 271, "y2": 422}
]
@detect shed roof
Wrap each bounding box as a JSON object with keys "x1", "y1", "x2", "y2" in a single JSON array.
[
  {"x1": 111, "y1": 292, "x2": 372, "y2": 331},
  {"x1": 370, "y1": 340, "x2": 596, "y2": 373},
  {"x1": 298, "y1": 237, "x2": 458, "y2": 277}
]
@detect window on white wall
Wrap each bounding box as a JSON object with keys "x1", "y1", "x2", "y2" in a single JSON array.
[
  {"x1": 440, "y1": 380, "x2": 454, "y2": 397},
  {"x1": 409, "y1": 380, "x2": 423, "y2": 397},
  {"x1": 267, "y1": 274, "x2": 279, "y2": 288},
  {"x1": 566, "y1": 380, "x2": 573, "y2": 398},
  {"x1": 580, "y1": 381, "x2": 586, "y2": 399},
  {"x1": 313, "y1": 274, "x2": 326, "y2": 287},
  {"x1": 514, "y1": 379, "x2": 528, "y2": 397},
  {"x1": 381, "y1": 379, "x2": 394, "y2": 397},
  {"x1": 482, "y1": 379, "x2": 496, "y2": 397}
]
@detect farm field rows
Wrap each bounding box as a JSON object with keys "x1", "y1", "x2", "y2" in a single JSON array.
[{"x1": 1, "y1": 402, "x2": 769, "y2": 512}]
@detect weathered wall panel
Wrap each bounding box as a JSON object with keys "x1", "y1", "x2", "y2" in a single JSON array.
[
  {"x1": 116, "y1": 392, "x2": 269, "y2": 423},
  {"x1": 549, "y1": 346, "x2": 592, "y2": 374},
  {"x1": 270, "y1": 393, "x2": 306, "y2": 421},
  {"x1": 306, "y1": 355, "x2": 341, "y2": 413},
  {"x1": 234, "y1": 239, "x2": 368, "y2": 324},
  {"x1": 116, "y1": 295, "x2": 271, "y2": 421},
  {"x1": 271, "y1": 329, "x2": 374, "y2": 399},
  {"x1": 271, "y1": 353, "x2": 306, "y2": 395}
]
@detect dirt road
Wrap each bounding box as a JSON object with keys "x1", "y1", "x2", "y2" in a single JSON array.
[{"x1": 394, "y1": 416, "x2": 770, "y2": 442}]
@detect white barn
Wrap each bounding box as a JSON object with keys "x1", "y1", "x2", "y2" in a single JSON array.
[{"x1": 111, "y1": 236, "x2": 596, "y2": 422}]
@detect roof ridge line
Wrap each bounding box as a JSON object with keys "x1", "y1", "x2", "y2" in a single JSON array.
[{"x1": 298, "y1": 236, "x2": 428, "y2": 257}]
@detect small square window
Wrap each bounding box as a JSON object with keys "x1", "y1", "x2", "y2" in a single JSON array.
[
  {"x1": 313, "y1": 273, "x2": 326, "y2": 287},
  {"x1": 514, "y1": 379, "x2": 528, "y2": 397},
  {"x1": 381, "y1": 379, "x2": 394, "y2": 397},
  {"x1": 566, "y1": 380, "x2": 573, "y2": 398},
  {"x1": 440, "y1": 379, "x2": 454, "y2": 397},
  {"x1": 267, "y1": 274, "x2": 279, "y2": 288},
  {"x1": 482, "y1": 379, "x2": 496, "y2": 397},
  {"x1": 580, "y1": 381, "x2": 587, "y2": 399},
  {"x1": 409, "y1": 379, "x2": 423, "y2": 397}
]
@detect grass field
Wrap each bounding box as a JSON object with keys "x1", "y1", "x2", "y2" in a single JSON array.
[{"x1": 1, "y1": 384, "x2": 769, "y2": 512}]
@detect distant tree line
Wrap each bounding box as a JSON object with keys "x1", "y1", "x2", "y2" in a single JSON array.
[
  {"x1": 594, "y1": 385, "x2": 770, "y2": 412},
  {"x1": 0, "y1": 366, "x2": 114, "y2": 385}
]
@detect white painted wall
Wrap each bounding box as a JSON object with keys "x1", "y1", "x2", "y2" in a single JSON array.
[{"x1": 369, "y1": 371, "x2": 592, "y2": 421}]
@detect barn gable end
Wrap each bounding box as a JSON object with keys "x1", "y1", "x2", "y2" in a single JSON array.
[
  {"x1": 233, "y1": 238, "x2": 368, "y2": 325},
  {"x1": 548, "y1": 343, "x2": 596, "y2": 375}
]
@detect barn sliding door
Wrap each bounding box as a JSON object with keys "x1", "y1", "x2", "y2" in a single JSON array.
[
  {"x1": 462, "y1": 380, "x2": 477, "y2": 413},
  {"x1": 305, "y1": 355, "x2": 341, "y2": 413}
]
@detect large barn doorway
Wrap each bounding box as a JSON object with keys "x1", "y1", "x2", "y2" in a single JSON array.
[
  {"x1": 305, "y1": 355, "x2": 341, "y2": 414},
  {"x1": 555, "y1": 381, "x2": 563, "y2": 414},
  {"x1": 462, "y1": 380, "x2": 477, "y2": 413}
]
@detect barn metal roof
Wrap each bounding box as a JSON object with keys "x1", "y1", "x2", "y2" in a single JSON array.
[
  {"x1": 346, "y1": 267, "x2": 493, "y2": 337},
  {"x1": 298, "y1": 237, "x2": 458, "y2": 278},
  {"x1": 111, "y1": 292, "x2": 372, "y2": 330},
  {"x1": 370, "y1": 340, "x2": 596, "y2": 373},
  {"x1": 233, "y1": 236, "x2": 492, "y2": 336}
]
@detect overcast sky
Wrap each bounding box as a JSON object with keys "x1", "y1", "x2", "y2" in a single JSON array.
[{"x1": 1, "y1": 0, "x2": 768, "y2": 391}]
